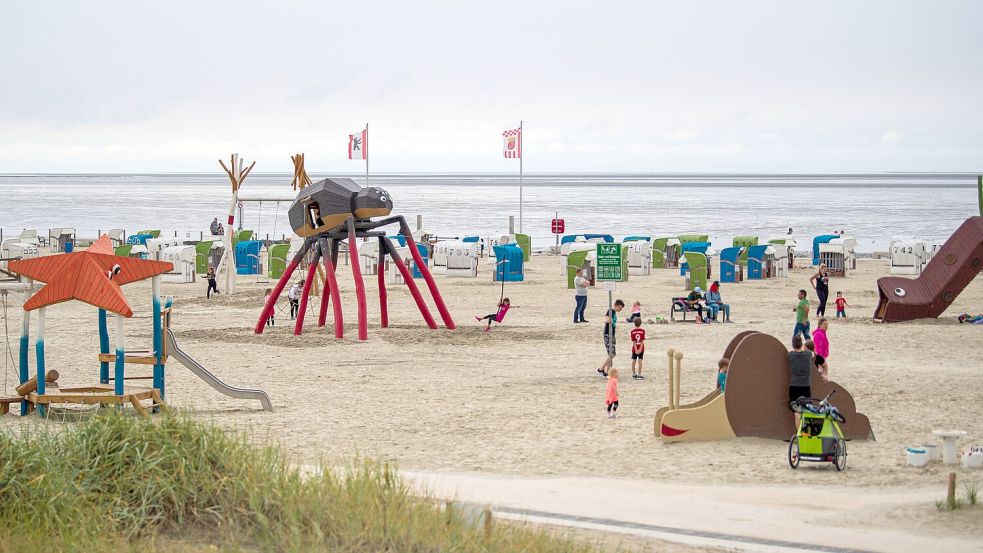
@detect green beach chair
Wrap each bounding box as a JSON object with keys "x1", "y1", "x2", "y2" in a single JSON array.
[
  {"x1": 652, "y1": 237, "x2": 669, "y2": 268},
  {"x1": 678, "y1": 234, "x2": 709, "y2": 246},
  {"x1": 114, "y1": 244, "x2": 133, "y2": 257},
  {"x1": 683, "y1": 251, "x2": 709, "y2": 291},
  {"x1": 195, "y1": 241, "x2": 214, "y2": 275},
  {"x1": 136, "y1": 229, "x2": 161, "y2": 238},
  {"x1": 733, "y1": 236, "x2": 758, "y2": 264},
  {"x1": 233, "y1": 229, "x2": 254, "y2": 246},
  {"x1": 566, "y1": 250, "x2": 590, "y2": 289},
  {"x1": 514, "y1": 233, "x2": 531, "y2": 262},
  {"x1": 268, "y1": 243, "x2": 290, "y2": 279}
]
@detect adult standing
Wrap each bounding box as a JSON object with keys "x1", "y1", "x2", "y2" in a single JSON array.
[
  {"x1": 573, "y1": 268, "x2": 589, "y2": 323},
  {"x1": 210, "y1": 217, "x2": 220, "y2": 236},
  {"x1": 810, "y1": 263, "x2": 830, "y2": 316},
  {"x1": 788, "y1": 335, "x2": 812, "y2": 428}
]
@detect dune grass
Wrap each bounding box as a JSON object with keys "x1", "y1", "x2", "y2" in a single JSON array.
[{"x1": 0, "y1": 412, "x2": 597, "y2": 552}]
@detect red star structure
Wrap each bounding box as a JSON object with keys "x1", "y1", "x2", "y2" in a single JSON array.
[{"x1": 8, "y1": 235, "x2": 173, "y2": 317}]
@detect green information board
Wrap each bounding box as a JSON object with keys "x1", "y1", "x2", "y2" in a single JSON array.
[{"x1": 595, "y1": 243, "x2": 622, "y2": 281}]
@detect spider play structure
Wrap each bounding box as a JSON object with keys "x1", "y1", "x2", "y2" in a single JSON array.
[
  {"x1": 1, "y1": 235, "x2": 272, "y2": 417},
  {"x1": 255, "y1": 156, "x2": 455, "y2": 339}
]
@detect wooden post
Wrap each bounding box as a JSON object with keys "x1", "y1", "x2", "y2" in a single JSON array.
[
  {"x1": 666, "y1": 348, "x2": 675, "y2": 410},
  {"x1": 948, "y1": 472, "x2": 957, "y2": 508},
  {"x1": 482, "y1": 507, "x2": 493, "y2": 534},
  {"x1": 673, "y1": 351, "x2": 683, "y2": 408}
]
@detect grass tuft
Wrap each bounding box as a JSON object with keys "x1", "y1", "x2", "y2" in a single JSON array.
[
  {"x1": 0, "y1": 412, "x2": 597, "y2": 552},
  {"x1": 965, "y1": 482, "x2": 979, "y2": 506}
]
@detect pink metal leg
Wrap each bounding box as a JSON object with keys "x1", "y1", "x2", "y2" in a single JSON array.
[
  {"x1": 293, "y1": 251, "x2": 321, "y2": 336},
  {"x1": 254, "y1": 240, "x2": 311, "y2": 334},
  {"x1": 346, "y1": 221, "x2": 369, "y2": 340},
  {"x1": 317, "y1": 239, "x2": 331, "y2": 327},
  {"x1": 385, "y1": 237, "x2": 437, "y2": 329},
  {"x1": 377, "y1": 238, "x2": 388, "y2": 328},
  {"x1": 402, "y1": 233, "x2": 456, "y2": 330},
  {"x1": 324, "y1": 243, "x2": 344, "y2": 339}
]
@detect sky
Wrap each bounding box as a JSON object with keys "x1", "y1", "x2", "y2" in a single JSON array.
[{"x1": 0, "y1": 1, "x2": 981, "y2": 173}]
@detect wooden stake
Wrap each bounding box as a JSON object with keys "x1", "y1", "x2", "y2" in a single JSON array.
[
  {"x1": 482, "y1": 507, "x2": 493, "y2": 534},
  {"x1": 948, "y1": 472, "x2": 957, "y2": 508}
]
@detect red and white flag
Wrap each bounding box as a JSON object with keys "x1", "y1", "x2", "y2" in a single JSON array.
[
  {"x1": 503, "y1": 127, "x2": 521, "y2": 159},
  {"x1": 349, "y1": 128, "x2": 368, "y2": 160}
]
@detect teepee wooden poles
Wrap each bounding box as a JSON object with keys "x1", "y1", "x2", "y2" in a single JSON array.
[{"x1": 217, "y1": 153, "x2": 255, "y2": 295}]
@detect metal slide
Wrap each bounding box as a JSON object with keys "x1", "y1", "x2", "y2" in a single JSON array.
[{"x1": 164, "y1": 329, "x2": 274, "y2": 412}]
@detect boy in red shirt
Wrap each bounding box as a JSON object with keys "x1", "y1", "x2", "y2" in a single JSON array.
[
  {"x1": 629, "y1": 318, "x2": 646, "y2": 380},
  {"x1": 834, "y1": 291, "x2": 849, "y2": 318}
]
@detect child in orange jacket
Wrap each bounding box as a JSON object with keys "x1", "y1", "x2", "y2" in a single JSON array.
[{"x1": 605, "y1": 368, "x2": 620, "y2": 418}]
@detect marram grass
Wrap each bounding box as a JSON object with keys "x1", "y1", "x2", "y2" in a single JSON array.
[{"x1": 0, "y1": 412, "x2": 599, "y2": 552}]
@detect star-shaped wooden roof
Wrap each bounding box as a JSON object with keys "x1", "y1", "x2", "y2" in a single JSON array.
[{"x1": 8, "y1": 235, "x2": 173, "y2": 317}]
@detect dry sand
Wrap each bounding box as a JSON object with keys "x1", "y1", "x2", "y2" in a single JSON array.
[{"x1": 3, "y1": 253, "x2": 982, "y2": 548}]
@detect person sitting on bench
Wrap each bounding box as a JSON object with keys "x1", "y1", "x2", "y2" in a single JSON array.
[{"x1": 686, "y1": 287, "x2": 706, "y2": 322}]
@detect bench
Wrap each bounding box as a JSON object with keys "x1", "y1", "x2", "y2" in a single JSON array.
[{"x1": 671, "y1": 297, "x2": 705, "y2": 322}]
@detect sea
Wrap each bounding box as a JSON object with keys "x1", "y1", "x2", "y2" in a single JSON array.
[{"x1": 0, "y1": 173, "x2": 979, "y2": 253}]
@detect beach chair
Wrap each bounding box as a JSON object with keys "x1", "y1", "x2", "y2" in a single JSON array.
[
  {"x1": 682, "y1": 252, "x2": 709, "y2": 290},
  {"x1": 719, "y1": 246, "x2": 744, "y2": 283},
  {"x1": 107, "y1": 229, "x2": 126, "y2": 247},
  {"x1": 732, "y1": 236, "x2": 757, "y2": 264},
  {"x1": 18, "y1": 229, "x2": 40, "y2": 248}
]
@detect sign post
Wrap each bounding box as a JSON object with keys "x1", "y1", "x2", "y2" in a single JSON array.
[
  {"x1": 550, "y1": 213, "x2": 565, "y2": 252},
  {"x1": 596, "y1": 243, "x2": 623, "y2": 360}
]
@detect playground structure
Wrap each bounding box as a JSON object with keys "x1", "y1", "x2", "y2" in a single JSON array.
[
  {"x1": 255, "y1": 156, "x2": 455, "y2": 340},
  {"x1": 215, "y1": 154, "x2": 256, "y2": 296},
  {"x1": 2, "y1": 235, "x2": 272, "y2": 417},
  {"x1": 874, "y1": 216, "x2": 983, "y2": 322},
  {"x1": 654, "y1": 331, "x2": 873, "y2": 443},
  {"x1": 819, "y1": 236, "x2": 857, "y2": 277}
]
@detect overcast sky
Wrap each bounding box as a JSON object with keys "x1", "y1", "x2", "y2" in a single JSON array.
[{"x1": 1, "y1": 1, "x2": 980, "y2": 173}]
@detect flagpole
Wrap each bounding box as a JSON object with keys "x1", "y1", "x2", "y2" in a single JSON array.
[
  {"x1": 519, "y1": 120, "x2": 523, "y2": 234},
  {"x1": 365, "y1": 122, "x2": 369, "y2": 187}
]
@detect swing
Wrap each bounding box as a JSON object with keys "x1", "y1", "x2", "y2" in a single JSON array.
[{"x1": 255, "y1": 201, "x2": 270, "y2": 284}]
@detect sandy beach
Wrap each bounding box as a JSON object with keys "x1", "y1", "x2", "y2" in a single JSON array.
[{"x1": 3, "y1": 251, "x2": 982, "y2": 549}]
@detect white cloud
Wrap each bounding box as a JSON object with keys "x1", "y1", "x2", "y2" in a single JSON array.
[
  {"x1": 881, "y1": 130, "x2": 906, "y2": 143},
  {"x1": 665, "y1": 131, "x2": 701, "y2": 142}
]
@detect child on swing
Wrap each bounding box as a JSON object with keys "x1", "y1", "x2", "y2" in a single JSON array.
[{"x1": 476, "y1": 297, "x2": 517, "y2": 332}]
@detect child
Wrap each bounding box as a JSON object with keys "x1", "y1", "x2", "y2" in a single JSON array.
[
  {"x1": 476, "y1": 297, "x2": 516, "y2": 332},
  {"x1": 629, "y1": 318, "x2": 646, "y2": 380},
  {"x1": 834, "y1": 291, "x2": 849, "y2": 318},
  {"x1": 792, "y1": 289, "x2": 811, "y2": 340},
  {"x1": 287, "y1": 279, "x2": 304, "y2": 320},
  {"x1": 717, "y1": 358, "x2": 729, "y2": 392},
  {"x1": 812, "y1": 318, "x2": 830, "y2": 359},
  {"x1": 597, "y1": 299, "x2": 625, "y2": 377},
  {"x1": 805, "y1": 340, "x2": 829, "y2": 381},
  {"x1": 625, "y1": 301, "x2": 642, "y2": 323},
  {"x1": 264, "y1": 288, "x2": 275, "y2": 327},
  {"x1": 605, "y1": 368, "x2": 620, "y2": 418},
  {"x1": 206, "y1": 266, "x2": 220, "y2": 299}
]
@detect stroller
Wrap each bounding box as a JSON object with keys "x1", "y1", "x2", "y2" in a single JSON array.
[{"x1": 788, "y1": 390, "x2": 848, "y2": 471}]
